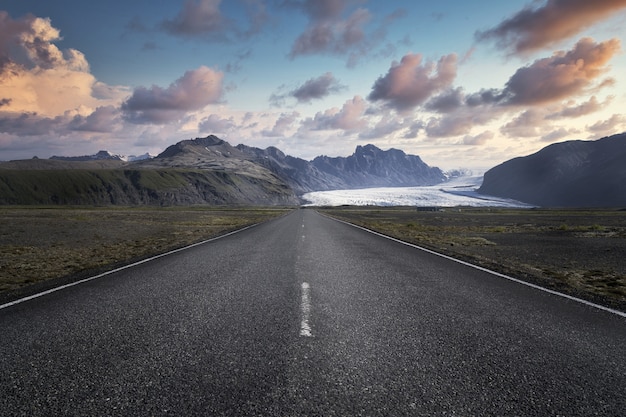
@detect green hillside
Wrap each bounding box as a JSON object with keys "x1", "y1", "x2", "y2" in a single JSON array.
[{"x1": 0, "y1": 168, "x2": 298, "y2": 206}]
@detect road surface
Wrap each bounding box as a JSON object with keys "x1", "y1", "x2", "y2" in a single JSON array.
[{"x1": 1, "y1": 209, "x2": 625, "y2": 416}]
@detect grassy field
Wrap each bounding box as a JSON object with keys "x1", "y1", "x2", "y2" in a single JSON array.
[
  {"x1": 0, "y1": 206, "x2": 291, "y2": 301},
  {"x1": 319, "y1": 206, "x2": 626, "y2": 311}
]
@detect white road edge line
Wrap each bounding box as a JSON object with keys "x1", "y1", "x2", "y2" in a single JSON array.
[
  {"x1": 300, "y1": 282, "x2": 313, "y2": 337},
  {"x1": 0, "y1": 223, "x2": 261, "y2": 311},
  {"x1": 325, "y1": 214, "x2": 626, "y2": 319}
]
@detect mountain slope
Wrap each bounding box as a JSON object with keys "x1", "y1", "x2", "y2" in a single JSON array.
[
  {"x1": 478, "y1": 133, "x2": 626, "y2": 207},
  {"x1": 0, "y1": 168, "x2": 298, "y2": 206}
]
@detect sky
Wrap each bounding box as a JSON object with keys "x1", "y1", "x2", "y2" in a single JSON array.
[{"x1": 1, "y1": 0, "x2": 625, "y2": 170}]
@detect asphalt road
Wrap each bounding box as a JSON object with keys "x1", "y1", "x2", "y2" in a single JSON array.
[{"x1": 1, "y1": 209, "x2": 625, "y2": 416}]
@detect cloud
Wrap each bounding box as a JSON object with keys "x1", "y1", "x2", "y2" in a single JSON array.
[
  {"x1": 503, "y1": 38, "x2": 620, "y2": 105},
  {"x1": 587, "y1": 114, "x2": 626, "y2": 135},
  {"x1": 159, "y1": 0, "x2": 268, "y2": 40},
  {"x1": 0, "y1": 112, "x2": 61, "y2": 136},
  {"x1": 302, "y1": 95, "x2": 368, "y2": 131},
  {"x1": 546, "y1": 96, "x2": 607, "y2": 119},
  {"x1": 288, "y1": 0, "x2": 404, "y2": 66},
  {"x1": 425, "y1": 87, "x2": 465, "y2": 113},
  {"x1": 7, "y1": 13, "x2": 87, "y2": 71},
  {"x1": 262, "y1": 111, "x2": 300, "y2": 137},
  {"x1": 0, "y1": 12, "x2": 126, "y2": 117},
  {"x1": 463, "y1": 131, "x2": 493, "y2": 146},
  {"x1": 500, "y1": 109, "x2": 549, "y2": 138},
  {"x1": 466, "y1": 38, "x2": 620, "y2": 107},
  {"x1": 271, "y1": 72, "x2": 346, "y2": 106},
  {"x1": 160, "y1": 0, "x2": 232, "y2": 39},
  {"x1": 540, "y1": 127, "x2": 579, "y2": 143},
  {"x1": 122, "y1": 66, "x2": 224, "y2": 124},
  {"x1": 476, "y1": 0, "x2": 626, "y2": 54},
  {"x1": 292, "y1": 72, "x2": 346, "y2": 103},
  {"x1": 425, "y1": 114, "x2": 475, "y2": 138},
  {"x1": 358, "y1": 113, "x2": 407, "y2": 139},
  {"x1": 198, "y1": 114, "x2": 237, "y2": 133},
  {"x1": 69, "y1": 106, "x2": 121, "y2": 133},
  {"x1": 368, "y1": 53, "x2": 457, "y2": 113},
  {"x1": 290, "y1": 6, "x2": 371, "y2": 57}
]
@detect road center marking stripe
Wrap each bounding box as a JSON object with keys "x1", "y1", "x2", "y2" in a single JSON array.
[{"x1": 300, "y1": 282, "x2": 313, "y2": 337}]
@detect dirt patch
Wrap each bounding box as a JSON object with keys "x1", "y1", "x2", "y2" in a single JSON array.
[
  {"x1": 319, "y1": 207, "x2": 626, "y2": 312},
  {"x1": 0, "y1": 206, "x2": 290, "y2": 303}
]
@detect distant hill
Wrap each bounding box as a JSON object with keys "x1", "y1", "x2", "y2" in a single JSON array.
[
  {"x1": 478, "y1": 133, "x2": 626, "y2": 207},
  {"x1": 50, "y1": 150, "x2": 123, "y2": 162}
]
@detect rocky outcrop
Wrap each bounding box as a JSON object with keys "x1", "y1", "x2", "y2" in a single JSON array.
[
  {"x1": 237, "y1": 142, "x2": 446, "y2": 194},
  {"x1": 478, "y1": 133, "x2": 626, "y2": 207},
  {"x1": 312, "y1": 144, "x2": 446, "y2": 189}
]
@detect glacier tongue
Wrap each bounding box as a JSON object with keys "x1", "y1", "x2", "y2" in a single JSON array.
[{"x1": 302, "y1": 176, "x2": 533, "y2": 207}]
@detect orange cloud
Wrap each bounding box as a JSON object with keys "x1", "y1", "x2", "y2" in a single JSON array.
[
  {"x1": 0, "y1": 12, "x2": 127, "y2": 117},
  {"x1": 476, "y1": 0, "x2": 626, "y2": 54},
  {"x1": 503, "y1": 38, "x2": 620, "y2": 105}
]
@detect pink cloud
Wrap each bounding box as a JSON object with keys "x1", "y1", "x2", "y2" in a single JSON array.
[
  {"x1": 463, "y1": 131, "x2": 493, "y2": 146},
  {"x1": 262, "y1": 111, "x2": 300, "y2": 137},
  {"x1": 368, "y1": 53, "x2": 457, "y2": 112},
  {"x1": 476, "y1": 0, "x2": 626, "y2": 54},
  {"x1": 122, "y1": 66, "x2": 224, "y2": 124},
  {"x1": 547, "y1": 96, "x2": 607, "y2": 119},
  {"x1": 302, "y1": 95, "x2": 368, "y2": 131},
  {"x1": 502, "y1": 38, "x2": 620, "y2": 105},
  {"x1": 198, "y1": 114, "x2": 237, "y2": 133},
  {"x1": 587, "y1": 114, "x2": 626, "y2": 135}
]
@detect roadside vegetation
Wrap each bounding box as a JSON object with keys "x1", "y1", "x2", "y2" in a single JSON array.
[
  {"x1": 0, "y1": 206, "x2": 290, "y2": 301},
  {"x1": 319, "y1": 206, "x2": 626, "y2": 311}
]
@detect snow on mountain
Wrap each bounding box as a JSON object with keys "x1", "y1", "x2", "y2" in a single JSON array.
[{"x1": 123, "y1": 153, "x2": 153, "y2": 162}]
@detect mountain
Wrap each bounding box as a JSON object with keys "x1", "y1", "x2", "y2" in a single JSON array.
[
  {"x1": 311, "y1": 144, "x2": 445, "y2": 189},
  {"x1": 236, "y1": 142, "x2": 446, "y2": 194},
  {"x1": 0, "y1": 135, "x2": 446, "y2": 206},
  {"x1": 478, "y1": 133, "x2": 626, "y2": 207},
  {"x1": 50, "y1": 150, "x2": 123, "y2": 162}
]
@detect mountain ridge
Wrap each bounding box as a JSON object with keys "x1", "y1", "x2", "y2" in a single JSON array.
[
  {"x1": 0, "y1": 135, "x2": 446, "y2": 206},
  {"x1": 478, "y1": 132, "x2": 626, "y2": 207}
]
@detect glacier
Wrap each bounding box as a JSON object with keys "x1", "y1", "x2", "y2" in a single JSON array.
[{"x1": 301, "y1": 175, "x2": 533, "y2": 208}]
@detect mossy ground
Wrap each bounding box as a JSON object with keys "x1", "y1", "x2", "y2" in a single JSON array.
[{"x1": 0, "y1": 206, "x2": 290, "y2": 299}]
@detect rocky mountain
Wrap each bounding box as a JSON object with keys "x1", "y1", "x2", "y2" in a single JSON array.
[
  {"x1": 149, "y1": 136, "x2": 446, "y2": 194},
  {"x1": 311, "y1": 144, "x2": 445, "y2": 189},
  {"x1": 478, "y1": 133, "x2": 626, "y2": 207},
  {"x1": 236, "y1": 142, "x2": 446, "y2": 194}
]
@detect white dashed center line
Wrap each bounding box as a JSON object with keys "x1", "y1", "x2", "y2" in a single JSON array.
[{"x1": 300, "y1": 282, "x2": 313, "y2": 337}]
